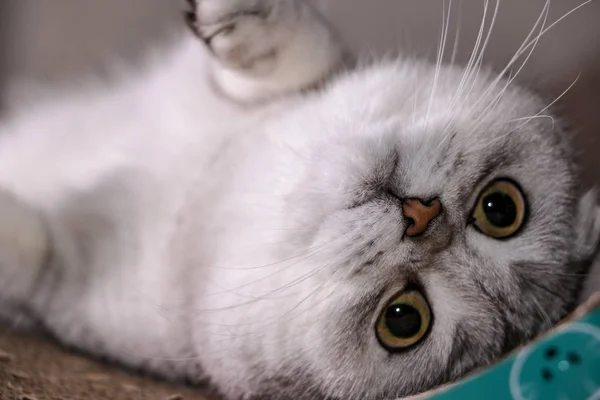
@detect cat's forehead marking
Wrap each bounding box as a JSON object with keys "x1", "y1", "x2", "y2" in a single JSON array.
[
  {"x1": 470, "y1": 149, "x2": 516, "y2": 183},
  {"x1": 396, "y1": 129, "x2": 519, "y2": 202},
  {"x1": 347, "y1": 248, "x2": 384, "y2": 278},
  {"x1": 448, "y1": 151, "x2": 466, "y2": 176}
]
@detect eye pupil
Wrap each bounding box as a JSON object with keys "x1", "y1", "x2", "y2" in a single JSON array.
[
  {"x1": 385, "y1": 304, "x2": 422, "y2": 339},
  {"x1": 482, "y1": 191, "x2": 517, "y2": 228}
]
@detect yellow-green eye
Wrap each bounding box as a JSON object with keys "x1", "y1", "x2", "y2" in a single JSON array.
[
  {"x1": 375, "y1": 290, "x2": 431, "y2": 351},
  {"x1": 473, "y1": 179, "x2": 526, "y2": 239}
]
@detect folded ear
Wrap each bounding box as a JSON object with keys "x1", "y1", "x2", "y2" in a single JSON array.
[{"x1": 575, "y1": 188, "x2": 600, "y2": 303}]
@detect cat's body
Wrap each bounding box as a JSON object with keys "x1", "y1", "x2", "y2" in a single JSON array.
[{"x1": 0, "y1": 1, "x2": 599, "y2": 399}]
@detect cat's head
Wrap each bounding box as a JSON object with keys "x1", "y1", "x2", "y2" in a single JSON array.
[{"x1": 205, "y1": 60, "x2": 600, "y2": 400}]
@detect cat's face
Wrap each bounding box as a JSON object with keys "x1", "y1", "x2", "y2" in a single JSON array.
[{"x1": 207, "y1": 61, "x2": 600, "y2": 400}]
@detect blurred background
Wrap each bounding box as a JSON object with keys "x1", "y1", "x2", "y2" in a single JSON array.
[{"x1": 0, "y1": 0, "x2": 598, "y2": 185}]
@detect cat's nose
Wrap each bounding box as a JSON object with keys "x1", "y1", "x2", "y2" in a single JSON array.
[{"x1": 402, "y1": 198, "x2": 442, "y2": 237}]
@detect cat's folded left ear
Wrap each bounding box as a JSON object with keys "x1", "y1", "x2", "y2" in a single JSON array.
[{"x1": 575, "y1": 187, "x2": 600, "y2": 303}]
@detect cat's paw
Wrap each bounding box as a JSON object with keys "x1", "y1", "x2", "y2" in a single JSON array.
[
  {"x1": 190, "y1": 0, "x2": 295, "y2": 75},
  {"x1": 186, "y1": 0, "x2": 345, "y2": 102},
  {"x1": 0, "y1": 189, "x2": 48, "y2": 300}
]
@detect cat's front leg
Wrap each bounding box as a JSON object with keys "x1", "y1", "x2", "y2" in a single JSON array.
[
  {"x1": 188, "y1": 0, "x2": 348, "y2": 102},
  {"x1": 0, "y1": 183, "x2": 193, "y2": 377}
]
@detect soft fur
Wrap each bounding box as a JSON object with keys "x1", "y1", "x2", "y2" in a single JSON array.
[{"x1": 0, "y1": 1, "x2": 599, "y2": 399}]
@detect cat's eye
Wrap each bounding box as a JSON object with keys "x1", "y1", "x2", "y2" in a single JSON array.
[
  {"x1": 375, "y1": 290, "x2": 431, "y2": 351},
  {"x1": 473, "y1": 179, "x2": 526, "y2": 239}
]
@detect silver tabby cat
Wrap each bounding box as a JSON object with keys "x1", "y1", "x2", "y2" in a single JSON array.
[{"x1": 0, "y1": 0, "x2": 599, "y2": 399}]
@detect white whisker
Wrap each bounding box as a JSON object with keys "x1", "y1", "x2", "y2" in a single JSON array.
[
  {"x1": 470, "y1": 0, "x2": 591, "y2": 131},
  {"x1": 211, "y1": 258, "x2": 342, "y2": 341},
  {"x1": 200, "y1": 243, "x2": 336, "y2": 302},
  {"x1": 531, "y1": 295, "x2": 554, "y2": 332},
  {"x1": 469, "y1": 0, "x2": 552, "y2": 107},
  {"x1": 468, "y1": 0, "x2": 551, "y2": 130},
  {"x1": 490, "y1": 74, "x2": 579, "y2": 144},
  {"x1": 448, "y1": 0, "x2": 490, "y2": 109},
  {"x1": 207, "y1": 239, "x2": 332, "y2": 271},
  {"x1": 426, "y1": 0, "x2": 453, "y2": 125},
  {"x1": 512, "y1": 74, "x2": 580, "y2": 130},
  {"x1": 462, "y1": 0, "x2": 500, "y2": 99},
  {"x1": 437, "y1": 0, "x2": 500, "y2": 150},
  {"x1": 508, "y1": 115, "x2": 555, "y2": 125},
  {"x1": 450, "y1": 0, "x2": 463, "y2": 67}
]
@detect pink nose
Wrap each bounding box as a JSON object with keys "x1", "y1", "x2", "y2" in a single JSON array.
[{"x1": 402, "y1": 198, "x2": 442, "y2": 237}]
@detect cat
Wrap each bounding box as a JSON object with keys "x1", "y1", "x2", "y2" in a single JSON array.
[{"x1": 0, "y1": 0, "x2": 599, "y2": 399}]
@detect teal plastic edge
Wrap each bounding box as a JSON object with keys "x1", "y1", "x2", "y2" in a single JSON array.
[{"x1": 429, "y1": 303, "x2": 600, "y2": 400}]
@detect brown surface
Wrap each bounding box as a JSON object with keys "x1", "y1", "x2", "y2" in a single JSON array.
[{"x1": 0, "y1": 328, "x2": 213, "y2": 400}]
